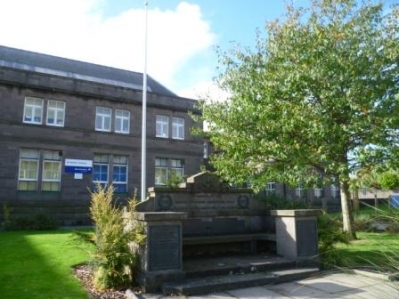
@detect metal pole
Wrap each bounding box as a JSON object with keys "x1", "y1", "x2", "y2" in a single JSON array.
[{"x1": 141, "y1": 0, "x2": 149, "y2": 201}]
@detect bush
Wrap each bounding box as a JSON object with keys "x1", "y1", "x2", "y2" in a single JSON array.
[
  {"x1": 379, "y1": 171, "x2": 399, "y2": 190},
  {"x1": 318, "y1": 213, "x2": 350, "y2": 269},
  {"x1": 2, "y1": 204, "x2": 58, "y2": 231},
  {"x1": 353, "y1": 214, "x2": 374, "y2": 232},
  {"x1": 88, "y1": 185, "x2": 145, "y2": 290},
  {"x1": 260, "y1": 193, "x2": 311, "y2": 209}
]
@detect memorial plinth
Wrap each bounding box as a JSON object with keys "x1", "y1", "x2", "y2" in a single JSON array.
[
  {"x1": 271, "y1": 209, "x2": 322, "y2": 259},
  {"x1": 134, "y1": 212, "x2": 187, "y2": 292}
]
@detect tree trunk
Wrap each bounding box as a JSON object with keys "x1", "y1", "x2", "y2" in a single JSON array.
[
  {"x1": 341, "y1": 180, "x2": 357, "y2": 239},
  {"x1": 352, "y1": 187, "x2": 359, "y2": 212}
]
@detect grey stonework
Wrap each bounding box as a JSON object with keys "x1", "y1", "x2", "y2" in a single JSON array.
[{"x1": 132, "y1": 172, "x2": 321, "y2": 292}]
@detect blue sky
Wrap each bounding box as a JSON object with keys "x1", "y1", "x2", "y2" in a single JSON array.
[{"x1": 0, "y1": 0, "x2": 311, "y2": 99}]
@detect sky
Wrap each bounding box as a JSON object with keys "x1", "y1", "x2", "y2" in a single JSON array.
[{"x1": 0, "y1": 0, "x2": 313, "y2": 100}]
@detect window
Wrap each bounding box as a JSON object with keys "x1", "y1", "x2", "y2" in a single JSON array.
[
  {"x1": 18, "y1": 149, "x2": 62, "y2": 191},
  {"x1": 95, "y1": 107, "x2": 112, "y2": 132},
  {"x1": 156, "y1": 115, "x2": 169, "y2": 138},
  {"x1": 42, "y1": 150, "x2": 62, "y2": 191},
  {"x1": 93, "y1": 154, "x2": 129, "y2": 192},
  {"x1": 171, "y1": 159, "x2": 184, "y2": 177},
  {"x1": 331, "y1": 177, "x2": 340, "y2": 198},
  {"x1": 331, "y1": 184, "x2": 340, "y2": 198},
  {"x1": 23, "y1": 97, "x2": 43, "y2": 124},
  {"x1": 172, "y1": 117, "x2": 184, "y2": 139},
  {"x1": 23, "y1": 97, "x2": 66, "y2": 127},
  {"x1": 266, "y1": 182, "x2": 276, "y2": 195},
  {"x1": 314, "y1": 188, "x2": 323, "y2": 198},
  {"x1": 295, "y1": 184, "x2": 305, "y2": 199},
  {"x1": 18, "y1": 149, "x2": 39, "y2": 190},
  {"x1": 46, "y1": 100, "x2": 65, "y2": 127},
  {"x1": 155, "y1": 158, "x2": 168, "y2": 185},
  {"x1": 113, "y1": 155, "x2": 128, "y2": 193},
  {"x1": 115, "y1": 109, "x2": 130, "y2": 134},
  {"x1": 93, "y1": 154, "x2": 109, "y2": 188},
  {"x1": 155, "y1": 158, "x2": 185, "y2": 186}
]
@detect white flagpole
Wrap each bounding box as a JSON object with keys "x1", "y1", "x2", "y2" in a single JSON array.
[{"x1": 141, "y1": 0, "x2": 149, "y2": 201}]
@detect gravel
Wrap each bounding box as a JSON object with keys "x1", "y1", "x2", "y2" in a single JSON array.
[{"x1": 73, "y1": 264, "x2": 132, "y2": 299}]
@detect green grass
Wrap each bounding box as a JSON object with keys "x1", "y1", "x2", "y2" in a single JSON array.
[
  {"x1": 0, "y1": 230, "x2": 94, "y2": 299},
  {"x1": 1, "y1": 228, "x2": 399, "y2": 298},
  {"x1": 336, "y1": 232, "x2": 399, "y2": 272},
  {"x1": 355, "y1": 202, "x2": 393, "y2": 216}
]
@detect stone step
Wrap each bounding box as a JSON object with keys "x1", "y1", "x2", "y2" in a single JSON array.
[
  {"x1": 163, "y1": 267, "x2": 319, "y2": 296},
  {"x1": 185, "y1": 256, "x2": 298, "y2": 279}
]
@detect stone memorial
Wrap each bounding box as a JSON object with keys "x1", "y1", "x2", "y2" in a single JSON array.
[{"x1": 132, "y1": 172, "x2": 321, "y2": 292}]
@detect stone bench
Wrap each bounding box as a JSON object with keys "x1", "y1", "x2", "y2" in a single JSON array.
[
  {"x1": 183, "y1": 233, "x2": 276, "y2": 245},
  {"x1": 182, "y1": 232, "x2": 277, "y2": 257}
]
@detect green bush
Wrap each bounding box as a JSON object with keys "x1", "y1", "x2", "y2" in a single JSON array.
[
  {"x1": 353, "y1": 214, "x2": 374, "y2": 232},
  {"x1": 318, "y1": 213, "x2": 350, "y2": 269},
  {"x1": 2, "y1": 204, "x2": 58, "y2": 231},
  {"x1": 379, "y1": 171, "x2": 399, "y2": 190},
  {"x1": 88, "y1": 185, "x2": 145, "y2": 290},
  {"x1": 260, "y1": 193, "x2": 311, "y2": 209}
]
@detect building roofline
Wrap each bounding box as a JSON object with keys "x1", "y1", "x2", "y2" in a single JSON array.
[{"x1": 0, "y1": 44, "x2": 177, "y2": 97}]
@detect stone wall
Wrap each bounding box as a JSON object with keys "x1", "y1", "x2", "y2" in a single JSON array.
[
  {"x1": 132, "y1": 172, "x2": 322, "y2": 292},
  {"x1": 135, "y1": 172, "x2": 274, "y2": 237}
]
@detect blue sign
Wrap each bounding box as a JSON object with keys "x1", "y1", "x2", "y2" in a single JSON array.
[
  {"x1": 64, "y1": 159, "x2": 93, "y2": 174},
  {"x1": 65, "y1": 166, "x2": 92, "y2": 174}
]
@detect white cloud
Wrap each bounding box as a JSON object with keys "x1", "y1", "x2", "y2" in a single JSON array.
[
  {"x1": 178, "y1": 80, "x2": 230, "y2": 102},
  {"x1": 0, "y1": 0, "x2": 216, "y2": 95}
]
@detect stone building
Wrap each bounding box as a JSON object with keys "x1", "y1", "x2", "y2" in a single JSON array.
[{"x1": 0, "y1": 45, "x2": 204, "y2": 225}]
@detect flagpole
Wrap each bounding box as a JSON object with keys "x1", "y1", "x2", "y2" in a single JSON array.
[{"x1": 141, "y1": 0, "x2": 149, "y2": 201}]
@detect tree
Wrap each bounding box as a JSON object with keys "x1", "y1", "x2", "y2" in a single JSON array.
[
  {"x1": 197, "y1": 0, "x2": 399, "y2": 239},
  {"x1": 379, "y1": 170, "x2": 399, "y2": 190}
]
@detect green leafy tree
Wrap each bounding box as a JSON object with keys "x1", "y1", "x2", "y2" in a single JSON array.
[
  {"x1": 197, "y1": 0, "x2": 399, "y2": 238},
  {"x1": 379, "y1": 171, "x2": 399, "y2": 190}
]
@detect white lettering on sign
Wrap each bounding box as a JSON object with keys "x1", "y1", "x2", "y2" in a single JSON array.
[{"x1": 65, "y1": 159, "x2": 93, "y2": 167}]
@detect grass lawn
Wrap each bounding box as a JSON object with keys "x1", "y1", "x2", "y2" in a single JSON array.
[
  {"x1": 1, "y1": 229, "x2": 399, "y2": 298},
  {"x1": 0, "y1": 230, "x2": 94, "y2": 299},
  {"x1": 336, "y1": 231, "x2": 399, "y2": 272}
]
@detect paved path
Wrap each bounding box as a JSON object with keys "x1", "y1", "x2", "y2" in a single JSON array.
[{"x1": 137, "y1": 271, "x2": 399, "y2": 299}]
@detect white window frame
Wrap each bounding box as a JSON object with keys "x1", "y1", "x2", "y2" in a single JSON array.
[
  {"x1": 112, "y1": 155, "x2": 128, "y2": 193},
  {"x1": 314, "y1": 188, "x2": 323, "y2": 198},
  {"x1": 171, "y1": 159, "x2": 184, "y2": 177},
  {"x1": 295, "y1": 184, "x2": 305, "y2": 198},
  {"x1": 266, "y1": 181, "x2": 276, "y2": 194},
  {"x1": 93, "y1": 154, "x2": 109, "y2": 187},
  {"x1": 95, "y1": 107, "x2": 112, "y2": 132},
  {"x1": 18, "y1": 149, "x2": 40, "y2": 191},
  {"x1": 155, "y1": 158, "x2": 168, "y2": 185},
  {"x1": 156, "y1": 115, "x2": 169, "y2": 138},
  {"x1": 172, "y1": 117, "x2": 185, "y2": 140},
  {"x1": 46, "y1": 100, "x2": 65, "y2": 127},
  {"x1": 115, "y1": 109, "x2": 130, "y2": 134},
  {"x1": 331, "y1": 184, "x2": 340, "y2": 198},
  {"x1": 42, "y1": 150, "x2": 62, "y2": 191},
  {"x1": 23, "y1": 97, "x2": 43, "y2": 125}
]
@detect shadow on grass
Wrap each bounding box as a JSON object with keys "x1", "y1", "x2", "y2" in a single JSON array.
[{"x1": 0, "y1": 230, "x2": 92, "y2": 299}]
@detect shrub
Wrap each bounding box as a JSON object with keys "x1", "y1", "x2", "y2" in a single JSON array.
[
  {"x1": 353, "y1": 214, "x2": 374, "y2": 232},
  {"x1": 166, "y1": 172, "x2": 186, "y2": 189},
  {"x1": 379, "y1": 171, "x2": 399, "y2": 190},
  {"x1": 2, "y1": 204, "x2": 58, "y2": 231},
  {"x1": 318, "y1": 213, "x2": 350, "y2": 269},
  {"x1": 88, "y1": 185, "x2": 145, "y2": 290},
  {"x1": 260, "y1": 193, "x2": 311, "y2": 209}
]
